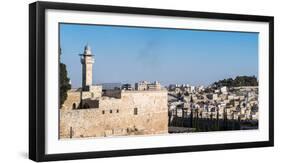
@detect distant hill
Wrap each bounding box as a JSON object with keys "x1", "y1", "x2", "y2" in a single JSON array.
[{"x1": 212, "y1": 76, "x2": 258, "y2": 88}]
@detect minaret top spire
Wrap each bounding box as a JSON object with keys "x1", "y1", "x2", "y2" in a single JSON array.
[{"x1": 84, "y1": 44, "x2": 92, "y2": 55}]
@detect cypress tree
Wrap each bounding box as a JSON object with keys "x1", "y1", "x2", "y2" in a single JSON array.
[
  {"x1": 196, "y1": 109, "x2": 199, "y2": 131},
  {"x1": 216, "y1": 108, "x2": 220, "y2": 130},
  {"x1": 59, "y1": 47, "x2": 71, "y2": 108},
  {"x1": 224, "y1": 108, "x2": 229, "y2": 130},
  {"x1": 190, "y1": 109, "x2": 193, "y2": 128}
]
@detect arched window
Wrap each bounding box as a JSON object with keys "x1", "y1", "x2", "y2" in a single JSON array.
[{"x1": 72, "y1": 103, "x2": 76, "y2": 109}]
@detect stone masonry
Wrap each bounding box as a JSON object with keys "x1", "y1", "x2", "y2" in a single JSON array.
[{"x1": 60, "y1": 90, "x2": 168, "y2": 138}]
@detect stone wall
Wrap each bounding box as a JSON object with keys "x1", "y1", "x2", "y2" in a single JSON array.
[
  {"x1": 103, "y1": 89, "x2": 122, "y2": 98},
  {"x1": 89, "y1": 85, "x2": 102, "y2": 98},
  {"x1": 60, "y1": 90, "x2": 81, "y2": 111},
  {"x1": 60, "y1": 90, "x2": 168, "y2": 139},
  {"x1": 83, "y1": 85, "x2": 102, "y2": 98}
]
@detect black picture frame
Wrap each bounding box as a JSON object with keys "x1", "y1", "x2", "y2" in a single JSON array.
[{"x1": 29, "y1": 1, "x2": 274, "y2": 162}]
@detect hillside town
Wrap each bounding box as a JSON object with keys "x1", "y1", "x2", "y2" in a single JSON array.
[{"x1": 167, "y1": 83, "x2": 259, "y2": 133}]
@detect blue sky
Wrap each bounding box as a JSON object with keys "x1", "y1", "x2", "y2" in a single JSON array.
[{"x1": 60, "y1": 23, "x2": 258, "y2": 88}]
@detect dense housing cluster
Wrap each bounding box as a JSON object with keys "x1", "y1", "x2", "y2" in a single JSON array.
[{"x1": 168, "y1": 84, "x2": 258, "y2": 132}]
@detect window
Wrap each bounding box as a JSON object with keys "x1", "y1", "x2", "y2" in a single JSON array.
[
  {"x1": 134, "y1": 108, "x2": 138, "y2": 115},
  {"x1": 116, "y1": 109, "x2": 119, "y2": 113},
  {"x1": 110, "y1": 110, "x2": 112, "y2": 113},
  {"x1": 72, "y1": 103, "x2": 76, "y2": 109},
  {"x1": 102, "y1": 110, "x2": 105, "y2": 114}
]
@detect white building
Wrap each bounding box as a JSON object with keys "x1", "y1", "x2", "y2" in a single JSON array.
[{"x1": 220, "y1": 86, "x2": 228, "y2": 94}]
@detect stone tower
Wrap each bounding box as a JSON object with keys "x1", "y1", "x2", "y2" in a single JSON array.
[{"x1": 80, "y1": 44, "x2": 95, "y2": 91}]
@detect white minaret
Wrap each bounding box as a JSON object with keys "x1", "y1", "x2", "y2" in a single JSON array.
[{"x1": 80, "y1": 44, "x2": 95, "y2": 91}]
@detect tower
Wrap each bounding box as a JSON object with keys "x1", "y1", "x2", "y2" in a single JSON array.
[{"x1": 80, "y1": 44, "x2": 95, "y2": 91}]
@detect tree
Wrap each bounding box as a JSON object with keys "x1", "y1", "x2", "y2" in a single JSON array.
[
  {"x1": 59, "y1": 48, "x2": 71, "y2": 108},
  {"x1": 190, "y1": 109, "x2": 193, "y2": 128},
  {"x1": 195, "y1": 109, "x2": 199, "y2": 130},
  {"x1": 223, "y1": 108, "x2": 228, "y2": 130},
  {"x1": 190, "y1": 96, "x2": 194, "y2": 103},
  {"x1": 216, "y1": 108, "x2": 220, "y2": 130},
  {"x1": 212, "y1": 76, "x2": 258, "y2": 88}
]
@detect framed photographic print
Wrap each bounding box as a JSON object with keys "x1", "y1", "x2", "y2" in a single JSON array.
[{"x1": 29, "y1": 1, "x2": 274, "y2": 162}]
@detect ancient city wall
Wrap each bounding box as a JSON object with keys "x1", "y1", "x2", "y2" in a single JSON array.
[{"x1": 60, "y1": 90, "x2": 168, "y2": 139}]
